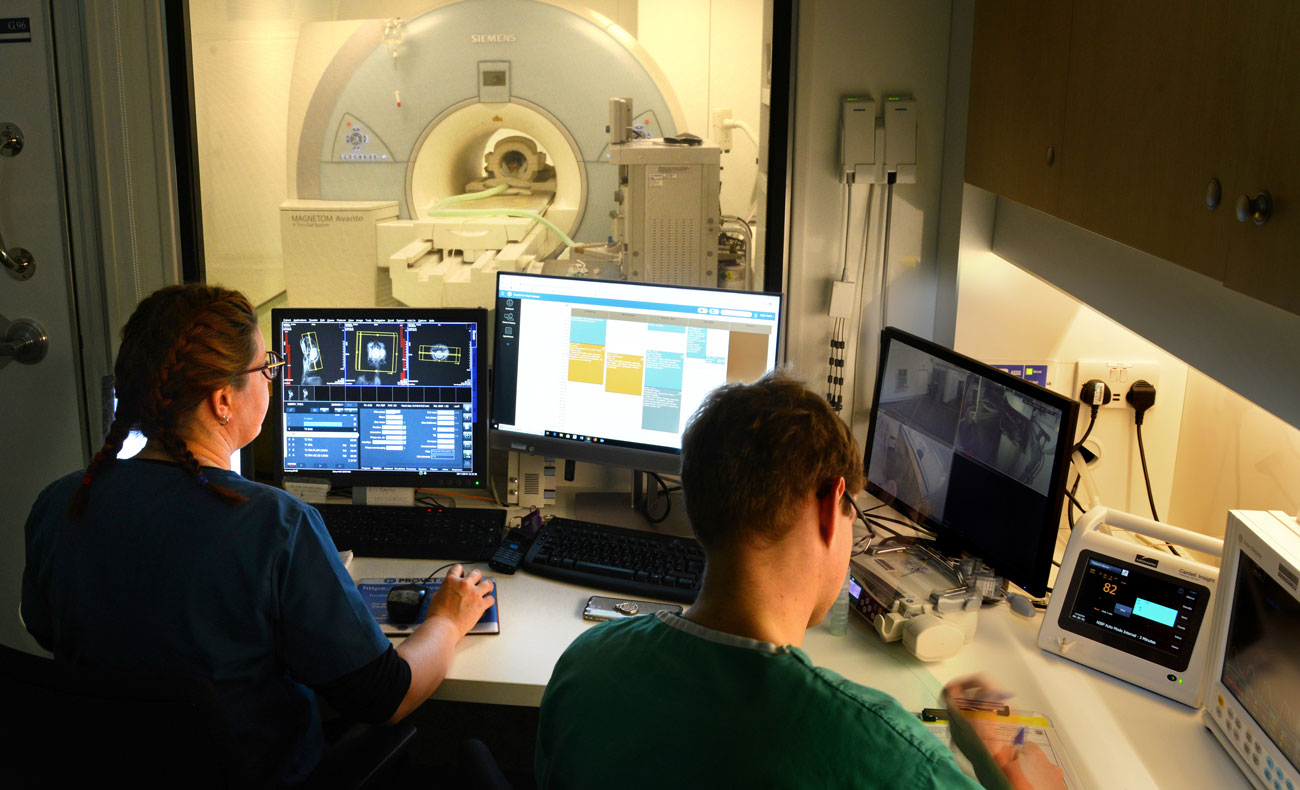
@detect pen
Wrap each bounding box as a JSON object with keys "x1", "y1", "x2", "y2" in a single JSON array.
[{"x1": 1011, "y1": 725, "x2": 1026, "y2": 760}]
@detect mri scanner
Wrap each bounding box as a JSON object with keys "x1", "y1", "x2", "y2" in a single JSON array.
[{"x1": 279, "y1": 0, "x2": 735, "y2": 309}]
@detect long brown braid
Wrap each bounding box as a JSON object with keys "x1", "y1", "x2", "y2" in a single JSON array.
[{"x1": 68, "y1": 284, "x2": 260, "y2": 519}]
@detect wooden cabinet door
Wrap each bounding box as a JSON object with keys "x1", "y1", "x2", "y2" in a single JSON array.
[
  {"x1": 965, "y1": 0, "x2": 1074, "y2": 213},
  {"x1": 1221, "y1": 4, "x2": 1300, "y2": 315},
  {"x1": 1058, "y1": 1, "x2": 1232, "y2": 282}
]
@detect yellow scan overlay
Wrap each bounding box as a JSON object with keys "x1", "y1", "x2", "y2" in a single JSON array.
[
  {"x1": 418, "y1": 344, "x2": 462, "y2": 364},
  {"x1": 605, "y1": 353, "x2": 644, "y2": 396},
  {"x1": 300, "y1": 332, "x2": 323, "y2": 372},
  {"x1": 568, "y1": 343, "x2": 605, "y2": 385},
  {"x1": 355, "y1": 331, "x2": 399, "y2": 374}
]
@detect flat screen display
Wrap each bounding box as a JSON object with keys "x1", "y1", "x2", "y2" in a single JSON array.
[
  {"x1": 1222, "y1": 552, "x2": 1300, "y2": 771},
  {"x1": 271, "y1": 308, "x2": 488, "y2": 489},
  {"x1": 491, "y1": 272, "x2": 781, "y2": 473},
  {"x1": 1058, "y1": 550, "x2": 1211, "y2": 671},
  {"x1": 863, "y1": 327, "x2": 1077, "y2": 597}
]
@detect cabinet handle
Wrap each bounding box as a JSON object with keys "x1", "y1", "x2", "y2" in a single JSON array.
[
  {"x1": 1236, "y1": 191, "x2": 1272, "y2": 226},
  {"x1": 1205, "y1": 178, "x2": 1221, "y2": 210},
  {"x1": 1045, "y1": 145, "x2": 1055, "y2": 167}
]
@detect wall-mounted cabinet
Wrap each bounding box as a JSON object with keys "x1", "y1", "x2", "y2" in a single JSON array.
[{"x1": 967, "y1": 1, "x2": 1300, "y2": 317}]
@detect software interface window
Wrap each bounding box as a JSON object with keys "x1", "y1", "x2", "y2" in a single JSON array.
[
  {"x1": 277, "y1": 315, "x2": 479, "y2": 475},
  {"x1": 493, "y1": 274, "x2": 780, "y2": 453}
]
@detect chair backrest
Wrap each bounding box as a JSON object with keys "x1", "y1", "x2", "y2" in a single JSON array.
[{"x1": 1, "y1": 641, "x2": 254, "y2": 789}]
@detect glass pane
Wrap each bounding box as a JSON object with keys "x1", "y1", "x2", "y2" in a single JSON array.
[{"x1": 187, "y1": 0, "x2": 773, "y2": 321}]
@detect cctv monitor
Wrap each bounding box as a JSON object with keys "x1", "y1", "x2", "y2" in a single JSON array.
[
  {"x1": 862, "y1": 327, "x2": 1078, "y2": 597},
  {"x1": 491, "y1": 272, "x2": 782, "y2": 474},
  {"x1": 270, "y1": 308, "x2": 488, "y2": 490}
]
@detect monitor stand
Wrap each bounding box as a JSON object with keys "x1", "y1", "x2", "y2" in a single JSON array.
[{"x1": 572, "y1": 470, "x2": 694, "y2": 539}]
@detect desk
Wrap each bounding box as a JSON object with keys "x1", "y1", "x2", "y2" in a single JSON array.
[{"x1": 350, "y1": 554, "x2": 1248, "y2": 788}]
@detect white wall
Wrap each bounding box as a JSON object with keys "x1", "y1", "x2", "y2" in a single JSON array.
[
  {"x1": 783, "y1": 0, "x2": 957, "y2": 441},
  {"x1": 1168, "y1": 370, "x2": 1300, "y2": 539}
]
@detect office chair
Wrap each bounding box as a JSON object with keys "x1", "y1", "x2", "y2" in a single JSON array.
[{"x1": 0, "y1": 641, "x2": 416, "y2": 789}]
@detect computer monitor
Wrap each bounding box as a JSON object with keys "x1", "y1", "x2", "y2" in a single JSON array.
[
  {"x1": 1203, "y1": 510, "x2": 1300, "y2": 789},
  {"x1": 862, "y1": 327, "x2": 1078, "y2": 597},
  {"x1": 104, "y1": 382, "x2": 248, "y2": 476},
  {"x1": 270, "y1": 308, "x2": 488, "y2": 490},
  {"x1": 491, "y1": 272, "x2": 782, "y2": 474}
]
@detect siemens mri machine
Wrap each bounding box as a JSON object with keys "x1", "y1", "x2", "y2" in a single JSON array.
[{"x1": 282, "y1": 0, "x2": 735, "y2": 311}]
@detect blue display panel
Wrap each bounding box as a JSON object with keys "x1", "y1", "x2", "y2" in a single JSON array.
[{"x1": 273, "y1": 309, "x2": 487, "y2": 488}]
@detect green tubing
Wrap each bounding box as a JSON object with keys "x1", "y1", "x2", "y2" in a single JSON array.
[
  {"x1": 429, "y1": 183, "x2": 509, "y2": 210},
  {"x1": 425, "y1": 207, "x2": 578, "y2": 249}
]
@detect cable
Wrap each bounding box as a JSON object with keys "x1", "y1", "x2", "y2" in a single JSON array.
[{"x1": 642, "y1": 472, "x2": 678, "y2": 524}]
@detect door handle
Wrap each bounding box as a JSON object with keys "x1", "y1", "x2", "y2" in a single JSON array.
[
  {"x1": 0, "y1": 121, "x2": 35, "y2": 280},
  {"x1": 0, "y1": 313, "x2": 47, "y2": 368}
]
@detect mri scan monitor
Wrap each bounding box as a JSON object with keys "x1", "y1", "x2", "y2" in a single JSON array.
[
  {"x1": 270, "y1": 308, "x2": 488, "y2": 490},
  {"x1": 491, "y1": 272, "x2": 782, "y2": 474},
  {"x1": 862, "y1": 327, "x2": 1078, "y2": 597}
]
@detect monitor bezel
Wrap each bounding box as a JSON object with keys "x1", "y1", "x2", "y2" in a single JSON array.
[
  {"x1": 270, "y1": 307, "x2": 489, "y2": 491},
  {"x1": 488, "y1": 271, "x2": 784, "y2": 476},
  {"x1": 861, "y1": 326, "x2": 1079, "y2": 597}
]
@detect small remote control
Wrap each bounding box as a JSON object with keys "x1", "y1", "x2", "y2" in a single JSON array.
[{"x1": 489, "y1": 528, "x2": 534, "y2": 574}]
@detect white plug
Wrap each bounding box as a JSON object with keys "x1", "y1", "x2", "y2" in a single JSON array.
[{"x1": 711, "y1": 108, "x2": 734, "y2": 151}]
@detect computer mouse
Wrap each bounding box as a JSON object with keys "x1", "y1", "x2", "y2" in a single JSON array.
[{"x1": 386, "y1": 583, "x2": 428, "y2": 624}]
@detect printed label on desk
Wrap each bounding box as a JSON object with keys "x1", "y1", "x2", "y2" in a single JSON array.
[{"x1": 357, "y1": 577, "x2": 500, "y2": 635}]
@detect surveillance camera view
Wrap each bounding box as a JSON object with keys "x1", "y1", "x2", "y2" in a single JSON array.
[{"x1": 866, "y1": 337, "x2": 1067, "y2": 583}]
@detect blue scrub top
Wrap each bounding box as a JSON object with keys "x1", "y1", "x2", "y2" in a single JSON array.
[{"x1": 21, "y1": 459, "x2": 390, "y2": 785}]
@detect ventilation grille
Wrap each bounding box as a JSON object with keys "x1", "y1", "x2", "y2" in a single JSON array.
[{"x1": 648, "y1": 217, "x2": 697, "y2": 285}]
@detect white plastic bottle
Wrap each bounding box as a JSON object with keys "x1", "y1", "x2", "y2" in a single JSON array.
[{"x1": 825, "y1": 571, "x2": 851, "y2": 636}]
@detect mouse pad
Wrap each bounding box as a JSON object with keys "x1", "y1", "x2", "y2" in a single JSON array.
[{"x1": 357, "y1": 577, "x2": 500, "y2": 636}]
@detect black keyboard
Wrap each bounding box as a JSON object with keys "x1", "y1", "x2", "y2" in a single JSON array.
[
  {"x1": 522, "y1": 516, "x2": 705, "y2": 604},
  {"x1": 316, "y1": 504, "x2": 506, "y2": 561}
]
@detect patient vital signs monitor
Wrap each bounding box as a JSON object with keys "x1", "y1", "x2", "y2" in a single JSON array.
[
  {"x1": 491, "y1": 272, "x2": 782, "y2": 474},
  {"x1": 270, "y1": 308, "x2": 488, "y2": 489},
  {"x1": 863, "y1": 327, "x2": 1078, "y2": 597},
  {"x1": 1204, "y1": 510, "x2": 1300, "y2": 790}
]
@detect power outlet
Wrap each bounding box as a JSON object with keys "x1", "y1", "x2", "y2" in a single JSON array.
[
  {"x1": 711, "y1": 108, "x2": 733, "y2": 151},
  {"x1": 1074, "y1": 361, "x2": 1161, "y2": 410}
]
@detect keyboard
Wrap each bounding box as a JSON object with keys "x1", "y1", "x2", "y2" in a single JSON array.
[
  {"x1": 315, "y1": 503, "x2": 506, "y2": 561},
  {"x1": 522, "y1": 516, "x2": 705, "y2": 603}
]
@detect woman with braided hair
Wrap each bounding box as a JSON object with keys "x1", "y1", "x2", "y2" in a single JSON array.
[{"x1": 21, "y1": 284, "x2": 494, "y2": 787}]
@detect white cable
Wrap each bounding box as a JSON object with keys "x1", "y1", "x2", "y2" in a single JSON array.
[{"x1": 723, "y1": 119, "x2": 760, "y2": 149}]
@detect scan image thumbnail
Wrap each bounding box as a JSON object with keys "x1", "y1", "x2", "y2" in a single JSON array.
[
  {"x1": 347, "y1": 323, "x2": 403, "y2": 385},
  {"x1": 284, "y1": 323, "x2": 344, "y2": 386},
  {"x1": 408, "y1": 323, "x2": 473, "y2": 386}
]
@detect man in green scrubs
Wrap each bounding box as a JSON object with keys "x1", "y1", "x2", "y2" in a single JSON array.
[{"x1": 536, "y1": 372, "x2": 1002, "y2": 788}]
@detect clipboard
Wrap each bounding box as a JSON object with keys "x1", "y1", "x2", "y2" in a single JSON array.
[
  {"x1": 356, "y1": 577, "x2": 500, "y2": 635},
  {"x1": 919, "y1": 705, "x2": 1081, "y2": 790}
]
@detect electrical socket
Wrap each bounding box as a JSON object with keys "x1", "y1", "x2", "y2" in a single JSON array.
[
  {"x1": 711, "y1": 108, "x2": 733, "y2": 151},
  {"x1": 1074, "y1": 361, "x2": 1161, "y2": 410}
]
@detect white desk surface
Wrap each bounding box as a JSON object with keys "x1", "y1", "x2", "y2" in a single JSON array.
[{"x1": 350, "y1": 554, "x2": 1248, "y2": 789}]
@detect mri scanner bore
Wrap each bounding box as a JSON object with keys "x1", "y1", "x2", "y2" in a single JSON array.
[{"x1": 279, "y1": 0, "x2": 751, "y2": 313}]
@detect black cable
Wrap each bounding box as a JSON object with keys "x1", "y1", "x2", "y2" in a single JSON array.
[
  {"x1": 421, "y1": 561, "x2": 482, "y2": 584},
  {"x1": 644, "y1": 472, "x2": 674, "y2": 524},
  {"x1": 1135, "y1": 423, "x2": 1159, "y2": 522},
  {"x1": 1064, "y1": 483, "x2": 1085, "y2": 521},
  {"x1": 1134, "y1": 424, "x2": 1181, "y2": 557},
  {"x1": 1074, "y1": 406, "x2": 1098, "y2": 453}
]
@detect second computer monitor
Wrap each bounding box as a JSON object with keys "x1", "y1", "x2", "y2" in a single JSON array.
[
  {"x1": 491, "y1": 272, "x2": 782, "y2": 474},
  {"x1": 271, "y1": 307, "x2": 488, "y2": 490},
  {"x1": 863, "y1": 327, "x2": 1078, "y2": 597}
]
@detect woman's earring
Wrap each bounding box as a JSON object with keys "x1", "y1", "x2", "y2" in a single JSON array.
[{"x1": 219, "y1": 414, "x2": 231, "y2": 427}]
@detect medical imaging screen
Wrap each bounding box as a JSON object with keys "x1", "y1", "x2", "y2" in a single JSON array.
[
  {"x1": 276, "y1": 314, "x2": 480, "y2": 477},
  {"x1": 1222, "y1": 552, "x2": 1300, "y2": 771},
  {"x1": 865, "y1": 333, "x2": 1069, "y2": 592}
]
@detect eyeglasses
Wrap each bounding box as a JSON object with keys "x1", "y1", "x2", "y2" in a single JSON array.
[{"x1": 246, "y1": 350, "x2": 286, "y2": 381}]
